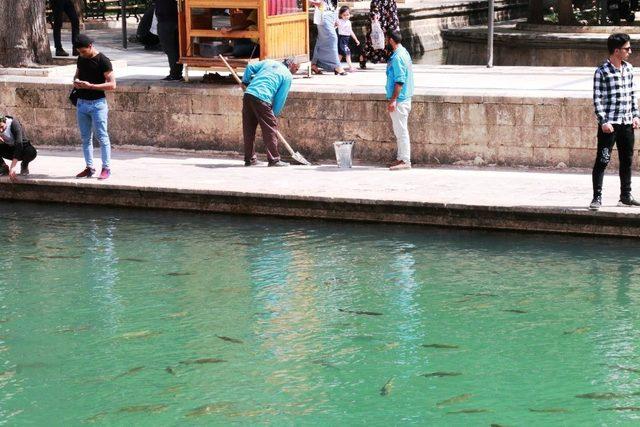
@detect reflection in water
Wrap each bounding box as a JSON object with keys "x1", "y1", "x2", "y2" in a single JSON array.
[
  {"x1": 413, "y1": 49, "x2": 447, "y2": 65},
  {"x1": 0, "y1": 203, "x2": 640, "y2": 424}
]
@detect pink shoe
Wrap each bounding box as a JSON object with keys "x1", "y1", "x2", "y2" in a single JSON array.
[{"x1": 98, "y1": 168, "x2": 111, "y2": 180}]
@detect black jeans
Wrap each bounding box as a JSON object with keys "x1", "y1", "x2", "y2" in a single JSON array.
[
  {"x1": 592, "y1": 124, "x2": 635, "y2": 197},
  {"x1": 52, "y1": 0, "x2": 80, "y2": 50},
  {"x1": 157, "y1": 20, "x2": 183, "y2": 78},
  {"x1": 0, "y1": 142, "x2": 37, "y2": 165}
]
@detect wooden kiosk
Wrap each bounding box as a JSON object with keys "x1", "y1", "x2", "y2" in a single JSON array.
[{"x1": 177, "y1": 0, "x2": 310, "y2": 81}]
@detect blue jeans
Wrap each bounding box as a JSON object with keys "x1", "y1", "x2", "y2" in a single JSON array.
[{"x1": 76, "y1": 98, "x2": 111, "y2": 169}]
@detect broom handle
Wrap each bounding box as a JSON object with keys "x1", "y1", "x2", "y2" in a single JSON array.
[{"x1": 218, "y1": 55, "x2": 296, "y2": 156}]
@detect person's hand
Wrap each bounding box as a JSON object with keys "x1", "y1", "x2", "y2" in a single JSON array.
[
  {"x1": 74, "y1": 80, "x2": 92, "y2": 89},
  {"x1": 387, "y1": 100, "x2": 397, "y2": 113},
  {"x1": 8, "y1": 167, "x2": 17, "y2": 182},
  {"x1": 356, "y1": 40, "x2": 360, "y2": 46},
  {"x1": 633, "y1": 117, "x2": 640, "y2": 129},
  {"x1": 601, "y1": 123, "x2": 614, "y2": 134}
]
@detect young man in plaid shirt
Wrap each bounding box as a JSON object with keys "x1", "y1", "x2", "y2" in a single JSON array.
[{"x1": 591, "y1": 33, "x2": 640, "y2": 211}]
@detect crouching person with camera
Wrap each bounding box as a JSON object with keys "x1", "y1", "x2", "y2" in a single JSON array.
[{"x1": 0, "y1": 114, "x2": 37, "y2": 182}]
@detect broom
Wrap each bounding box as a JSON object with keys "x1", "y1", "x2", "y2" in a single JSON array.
[{"x1": 219, "y1": 55, "x2": 312, "y2": 166}]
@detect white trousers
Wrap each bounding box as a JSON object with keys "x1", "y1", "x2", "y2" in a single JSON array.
[{"x1": 389, "y1": 100, "x2": 411, "y2": 163}]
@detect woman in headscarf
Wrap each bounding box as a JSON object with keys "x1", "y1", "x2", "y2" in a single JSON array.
[
  {"x1": 359, "y1": 0, "x2": 400, "y2": 69},
  {"x1": 309, "y1": 0, "x2": 346, "y2": 75}
]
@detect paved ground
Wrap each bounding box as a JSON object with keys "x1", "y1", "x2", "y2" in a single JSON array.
[
  {"x1": 2, "y1": 148, "x2": 635, "y2": 211},
  {"x1": 4, "y1": 27, "x2": 594, "y2": 99},
  {"x1": 3, "y1": 149, "x2": 640, "y2": 237}
]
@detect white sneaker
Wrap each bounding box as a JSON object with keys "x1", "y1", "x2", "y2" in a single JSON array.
[{"x1": 389, "y1": 161, "x2": 411, "y2": 170}]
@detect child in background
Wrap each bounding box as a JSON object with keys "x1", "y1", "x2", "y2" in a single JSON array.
[{"x1": 336, "y1": 6, "x2": 360, "y2": 72}]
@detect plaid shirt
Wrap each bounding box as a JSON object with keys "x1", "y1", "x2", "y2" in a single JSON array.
[{"x1": 593, "y1": 60, "x2": 640, "y2": 125}]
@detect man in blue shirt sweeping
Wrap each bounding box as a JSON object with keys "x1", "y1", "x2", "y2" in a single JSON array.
[
  {"x1": 242, "y1": 58, "x2": 299, "y2": 167},
  {"x1": 386, "y1": 30, "x2": 414, "y2": 171}
]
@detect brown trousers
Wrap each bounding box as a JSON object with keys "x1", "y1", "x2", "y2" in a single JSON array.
[{"x1": 242, "y1": 94, "x2": 280, "y2": 163}]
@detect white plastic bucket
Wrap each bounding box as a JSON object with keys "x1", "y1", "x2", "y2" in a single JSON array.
[{"x1": 333, "y1": 141, "x2": 355, "y2": 168}]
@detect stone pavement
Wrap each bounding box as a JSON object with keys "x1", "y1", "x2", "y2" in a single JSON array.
[
  {"x1": 1, "y1": 149, "x2": 639, "y2": 238},
  {"x1": 31, "y1": 28, "x2": 597, "y2": 98}
]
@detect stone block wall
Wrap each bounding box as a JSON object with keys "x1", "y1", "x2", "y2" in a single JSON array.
[
  {"x1": 443, "y1": 29, "x2": 609, "y2": 67},
  {"x1": 0, "y1": 80, "x2": 633, "y2": 168}
]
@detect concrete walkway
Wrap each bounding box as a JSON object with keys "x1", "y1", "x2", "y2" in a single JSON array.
[
  {"x1": 0, "y1": 28, "x2": 598, "y2": 99},
  {"x1": 1, "y1": 150, "x2": 639, "y2": 237}
]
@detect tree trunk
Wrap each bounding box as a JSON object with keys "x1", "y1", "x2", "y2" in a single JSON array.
[
  {"x1": 528, "y1": 0, "x2": 544, "y2": 24},
  {"x1": 0, "y1": 0, "x2": 52, "y2": 67}
]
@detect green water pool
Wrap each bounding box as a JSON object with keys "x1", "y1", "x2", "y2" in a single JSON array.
[{"x1": 1, "y1": 202, "x2": 640, "y2": 426}]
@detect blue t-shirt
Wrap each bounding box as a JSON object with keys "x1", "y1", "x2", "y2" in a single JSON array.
[
  {"x1": 386, "y1": 45, "x2": 414, "y2": 103},
  {"x1": 242, "y1": 60, "x2": 293, "y2": 116}
]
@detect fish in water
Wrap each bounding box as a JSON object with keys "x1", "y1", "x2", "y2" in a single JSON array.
[
  {"x1": 118, "y1": 404, "x2": 168, "y2": 414},
  {"x1": 529, "y1": 408, "x2": 570, "y2": 413},
  {"x1": 165, "y1": 366, "x2": 176, "y2": 375},
  {"x1": 164, "y1": 311, "x2": 188, "y2": 319},
  {"x1": 463, "y1": 293, "x2": 498, "y2": 297},
  {"x1": 186, "y1": 402, "x2": 233, "y2": 417},
  {"x1": 380, "y1": 378, "x2": 394, "y2": 396},
  {"x1": 422, "y1": 372, "x2": 462, "y2": 378},
  {"x1": 576, "y1": 391, "x2": 640, "y2": 400},
  {"x1": 120, "y1": 258, "x2": 147, "y2": 263},
  {"x1": 166, "y1": 272, "x2": 193, "y2": 277},
  {"x1": 162, "y1": 384, "x2": 183, "y2": 395},
  {"x1": 312, "y1": 359, "x2": 338, "y2": 369},
  {"x1": 502, "y1": 309, "x2": 528, "y2": 314},
  {"x1": 0, "y1": 319, "x2": 9, "y2": 324},
  {"x1": 119, "y1": 330, "x2": 160, "y2": 340},
  {"x1": 599, "y1": 406, "x2": 640, "y2": 411},
  {"x1": 21, "y1": 256, "x2": 39, "y2": 261},
  {"x1": 422, "y1": 344, "x2": 459, "y2": 349},
  {"x1": 338, "y1": 309, "x2": 383, "y2": 316},
  {"x1": 44, "y1": 255, "x2": 81, "y2": 259},
  {"x1": 447, "y1": 409, "x2": 489, "y2": 414},
  {"x1": 563, "y1": 327, "x2": 591, "y2": 335},
  {"x1": 113, "y1": 366, "x2": 144, "y2": 379},
  {"x1": 57, "y1": 325, "x2": 91, "y2": 333},
  {"x1": 380, "y1": 342, "x2": 399, "y2": 350},
  {"x1": 216, "y1": 335, "x2": 243, "y2": 344},
  {"x1": 437, "y1": 393, "x2": 473, "y2": 407},
  {"x1": 179, "y1": 358, "x2": 226, "y2": 365},
  {"x1": 84, "y1": 411, "x2": 109, "y2": 423}
]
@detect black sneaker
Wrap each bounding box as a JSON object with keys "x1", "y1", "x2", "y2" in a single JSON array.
[
  {"x1": 0, "y1": 163, "x2": 8, "y2": 176},
  {"x1": 72, "y1": 48, "x2": 79, "y2": 56},
  {"x1": 618, "y1": 195, "x2": 640, "y2": 207},
  {"x1": 162, "y1": 75, "x2": 184, "y2": 82},
  {"x1": 244, "y1": 159, "x2": 259, "y2": 167},
  {"x1": 20, "y1": 161, "x2": 29, "y2": 176},
  {"x1": 268, "y1": 160, "x2": 289, "y2": 167},
  {"x1": 55, "y1": 49, "x2": 69, "y2": 57},
  {"x1": 589, "y1": 195, "x2": 602, "y2": 211}
]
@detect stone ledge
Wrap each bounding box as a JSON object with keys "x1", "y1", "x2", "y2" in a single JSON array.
[{"x1": 1, "y1": 180, "x2": 639, "y2": 238}]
